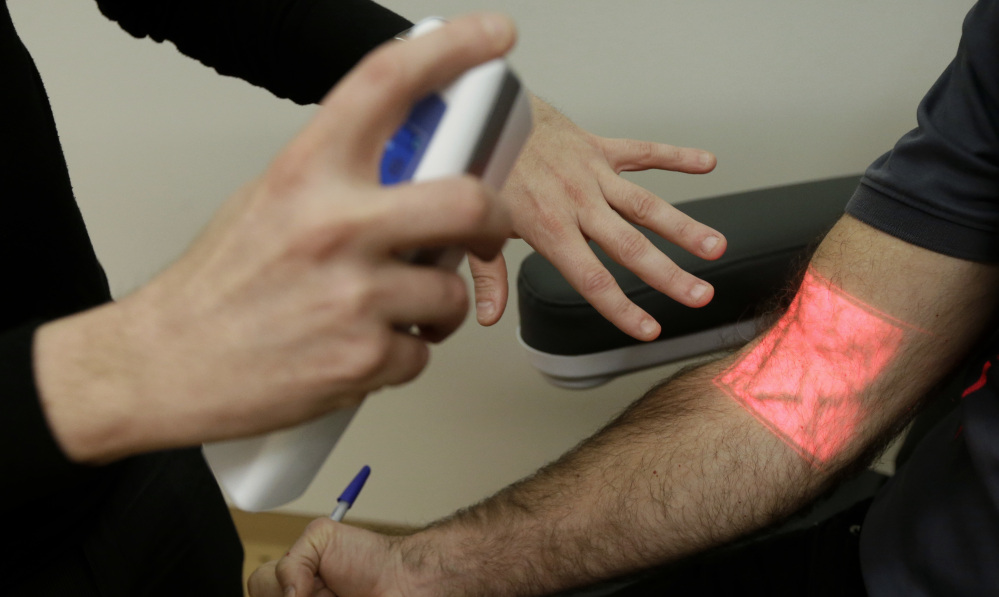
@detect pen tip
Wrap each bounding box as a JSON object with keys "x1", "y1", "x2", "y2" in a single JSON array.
[{"x1": 337, "y1": 465, "x2": 371, "y2": 504}]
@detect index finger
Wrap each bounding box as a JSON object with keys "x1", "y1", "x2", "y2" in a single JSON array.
[
  {"x1": 603, "y1": 138, "x2": 717, "y2": 175},
  {"x1": 313, "y1": 14, "x2": 517, "y2": 173},
  {"x1": 358, "y1": 176, "x2": 511, "y2": 262}
]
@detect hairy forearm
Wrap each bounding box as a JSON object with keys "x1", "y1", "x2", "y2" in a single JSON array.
[
  {"x1": 400, "y1": 363, "x2": 835, "y2": 596},
  {"x1": 394, "y1": 216, "x2": 999, "y2": 597}
]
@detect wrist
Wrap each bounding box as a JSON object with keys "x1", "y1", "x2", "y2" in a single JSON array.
[
  {"x1": 393, "y1": 528, "x2": 491, "y2": 597},
  {"x1": 33, "y1": 294, "x2": 170, "y2": 463},
  {"x1": 392, "y1": 507, "x2": 573, "y2": 597},
  {"x1": 392, "y1": 532, "x2": 452, "y2": 597}
]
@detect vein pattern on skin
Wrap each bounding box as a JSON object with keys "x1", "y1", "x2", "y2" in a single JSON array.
[{"x1": 714, "y1": 268, "x2": 928, "y2": 467}]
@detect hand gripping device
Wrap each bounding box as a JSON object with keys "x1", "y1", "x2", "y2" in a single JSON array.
[{"x1": 204, "y1": 18, "x2": 533, "y2": 511}]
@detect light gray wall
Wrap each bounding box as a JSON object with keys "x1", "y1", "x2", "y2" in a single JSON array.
[{"x1": 11, "y1": 0, "x2": 974, "y2": 523}]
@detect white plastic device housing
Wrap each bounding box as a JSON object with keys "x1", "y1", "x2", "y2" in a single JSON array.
[{"x1": 203, "y1": 18, "x2": 533, "y2": 512}]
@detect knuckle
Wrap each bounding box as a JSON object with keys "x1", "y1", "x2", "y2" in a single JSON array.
[
  {"x1": 666, "y1": 145, "x2": 685, "y2": 164},
  {"x1": 460, "y1": 195, "x2": 492, "y2": 229},
  {"x1": 537, "y1": 208, "x2": 567, "y2": 239},
  {"x1": 658, "y1": 262, "x2": 684, "y2": 289},
  {"x1": 616, "y1": 230, "x2": 649, "y2": 263},
  {"x1": 288, "y1": 214, "x2": 363, "y2": 260},
  {"x1": 670, "y1": 217, "x2": 694, "y2": 242},
  {"x1": 443, "y1": 274, "x2": 471, "y2": 311},
  {"x1": 561, "y1": 176, "x2": 589, "y2": 208},
  {"x1": 448, "y1": 175, "x2": 485, "y2": 198},
  {"x1": 321, "y1": 213, "x2": 366, "y2": 251},
  {"x1": 427, "y1": 272, "x2": 469, "y2": 318},
  {"x1": 327, "y1": 272, "x2": 377, "y2": 320},
  {"x1": 392, "y1": 344, "x2": 429, "y2": 386},
  {"x1": 448, "y1": 180, "x2": 492, "y2": 227},
  {"x1": 349, "y1": 330, "x2": 393, "y2": 379},
  {"x1": 653, "y1": 142, "x2": 683, "y2": 165},
  {"x1": 304, "y1": 517, "x2": 334, "y2": 536},
  {"x1": 353, "y1": 49, "x2": 406, "y2": 97},
  {"x1": 265, "y1": 148, "x2": 312, "y2": 197},
  {"x1": 581, "y1": 267, "x2": 617, "y2": 296},
  {"x1": 635, "y1": 141, "x2": 659, "y2": 164},
  {"x1": 627, "y1": 189, "x2": 659, "y2": 225}
]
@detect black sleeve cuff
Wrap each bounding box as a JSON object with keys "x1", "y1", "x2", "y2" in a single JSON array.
[
  {"x1": 846, "y1": 180, "x2": 999, "y2": 263},
  {"x1": 0, "y1": 321, "x2": 93, "y2": 503}
]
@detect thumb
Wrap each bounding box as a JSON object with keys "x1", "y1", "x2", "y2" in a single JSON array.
[
  {"x1": 468, "y1": 252, "x2": 509, "y2": 326},
  {"x1": 275, "y1": 519, "x2": 335, "y2": 596},
  {"x1": 276, "y1": 519, "x2": 400, "y2": 597},
  {"x1": 247, "y1": 560, "x2": 282, "y2": 597}
]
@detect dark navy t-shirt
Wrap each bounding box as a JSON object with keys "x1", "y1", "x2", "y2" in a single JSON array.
[{"x1": 845, "y1": 1, "x2": 999, "y2": 593}]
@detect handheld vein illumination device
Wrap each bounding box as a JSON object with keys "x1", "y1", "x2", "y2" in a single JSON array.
[{"x1": 204, "y1": 17, "x2": 533, "y2": 511}]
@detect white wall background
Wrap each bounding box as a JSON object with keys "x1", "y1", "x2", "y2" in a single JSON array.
[{"x1": 10, "y1": 0, "x2": 975, "y2": 524}]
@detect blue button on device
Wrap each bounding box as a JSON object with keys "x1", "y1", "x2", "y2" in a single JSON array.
[{"x1": 379, "y1": 94, "x2": 447, "y2": 185}]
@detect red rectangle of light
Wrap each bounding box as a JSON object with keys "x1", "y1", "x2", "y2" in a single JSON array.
[{"x1": 714, "y1": 269, "x2": 919, "y2": 466}]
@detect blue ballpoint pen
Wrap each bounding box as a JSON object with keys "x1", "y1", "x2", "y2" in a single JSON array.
[{"x1": 330, "y1": 465, "x2": 371, "y2": 521}]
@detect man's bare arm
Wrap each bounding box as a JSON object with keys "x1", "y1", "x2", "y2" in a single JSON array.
[{"x1": 261, "y1": 214, "x2": 999, "y2": 597}]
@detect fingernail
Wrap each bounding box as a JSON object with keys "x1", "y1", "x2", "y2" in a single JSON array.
[
  {"x1": 690, "y1": 283, "x2": 710, "y2": 302},
  {"x1": 481, "y1": 14, "x2": 508, "y2": 42},
  {"x1": 477, "y1": 300, "x2": 496, "y2": 320},
  {"x1": 285, "y1": 587, "x2": 296, "y2": 597},
  {"x1": 699, "y1": 152, "x2": 714, "y2": 167},
  {"x1": 640, "y1": 318, "x2": 658, "y2": 338},
  {"x1": 701, "y1": 235, "x2": 720, "y2": 255}
]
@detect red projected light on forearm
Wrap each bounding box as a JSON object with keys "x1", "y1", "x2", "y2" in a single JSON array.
[{"x1": 714, "y1": 269, "x2": 924, "y2": 466}]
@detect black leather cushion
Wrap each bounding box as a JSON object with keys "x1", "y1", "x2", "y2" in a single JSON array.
[{"x1": 517, "y1": 175, "x2": 861, "y2": 356}]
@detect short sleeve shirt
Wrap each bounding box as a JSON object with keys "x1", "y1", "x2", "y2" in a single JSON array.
[{"x1": 845, "y1": 1, "x2": 999, "y2": 594}]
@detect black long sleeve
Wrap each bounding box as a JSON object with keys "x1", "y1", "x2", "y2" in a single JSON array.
[
  {"x1": 1, "y1": 2, "x2": 116, "y2": 504},
  {"x1": 1, "y1": 0, "x2": 412, "y2": 495},
  {"x1": 1, "y1": 0, "x2": 412, "y2": 588},
  {"x1": 95, "y1": 0, "x2": 412, "y2": 104}
]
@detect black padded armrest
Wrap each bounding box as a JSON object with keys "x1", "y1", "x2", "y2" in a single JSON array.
[{"x1": 517, "y1": 175, "x2": 860, "y2": 386}]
